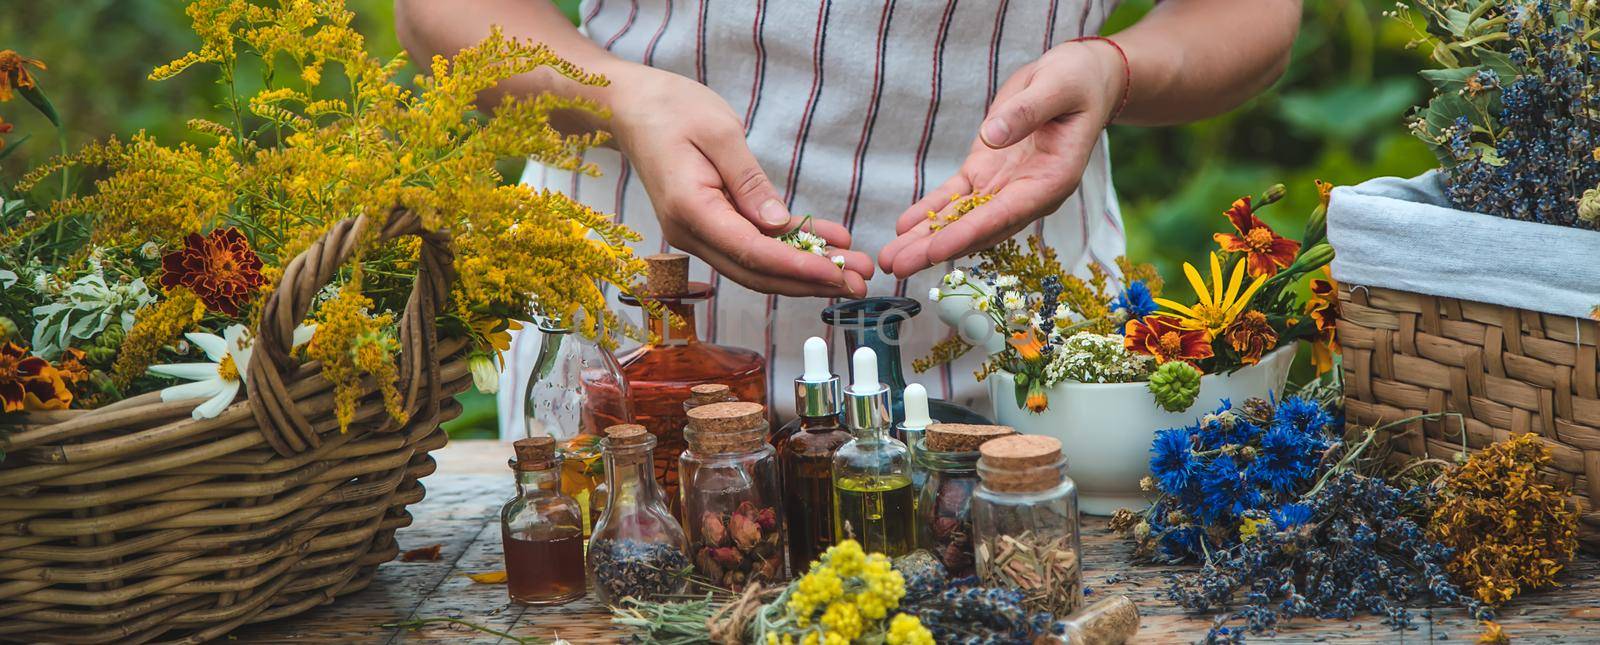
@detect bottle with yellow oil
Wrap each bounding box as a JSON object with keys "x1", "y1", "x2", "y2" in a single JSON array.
[{"x1": 831, "y1": 347, "x2": 916, "y2": 557}]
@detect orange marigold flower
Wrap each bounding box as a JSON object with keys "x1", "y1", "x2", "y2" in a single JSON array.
[
  {"x1": 0, "y1": 342, "x2": 72, "y2": 412},
  {"x1": 1007, "y1": 328, "x2": 1045, "y2": 362},
  {"x1": 1224, "y1": 310, "x2": 1277, "y2": 366},
  {"x1": 1213, "y1": 196, "x2": 1301, "y2": 277},
  {"x1": 1315, "y1": 179, "x2": 1334, "y2": 208},
  {"x1": 0, "y1": 50, "x2": 45, "y2": 102},
  {"x1": 1024, "y1": 385, "x2": 1049, "y2": 413},
  {"x1": 1306, "y1": 268, "x2": 1341, "y2": 375},
  {"x1": 55, "y1": 347, "x2": 91, "y2": 386},
  {"x1": 1124, "y1": 315, "x2": 1213, "y2": 365},
  {"x1": 160, "y1": 228, "x2": 266, "y2": 317}
]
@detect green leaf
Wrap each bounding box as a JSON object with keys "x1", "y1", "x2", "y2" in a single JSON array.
[
  {"x1": 1476, "y1": 49, "x2": 1519, "y2": 81},
  {"x1": 1277, "y1": 78, "x2": 1422, "y2": 140},
  {"x1": 0, "y1": 134, "x2": 31, "y2": 163},
  {"x1": 18, "y1": 86, "x2": 61, "y2": 130},
  {"x1": 1419, "y1": 66, "x2": 1480, "y2": 93},
  {"x1": 1013, "y1": 380, "x2": 1029, "y2": 411}
]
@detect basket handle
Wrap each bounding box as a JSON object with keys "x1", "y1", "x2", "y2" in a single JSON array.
[{"x1": 246, "y1": 208, "x2": 456, "y2": 457}]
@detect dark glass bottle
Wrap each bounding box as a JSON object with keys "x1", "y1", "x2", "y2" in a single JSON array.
[
  {"x1": 501, "y1": 437, "x2": 585, "y2": 605},
  {"x1": 588, "y1": 424, "x2": 692, "y2": 605},
  {"x1": 616, "y1": 254, "x2": 767, "y2": 507},
  {"x1": 778, "y1": 337, "x2": 851, "y2": 570},
  {"x1": 821, "y1": 297, "x2": 990, "y2": 431}
]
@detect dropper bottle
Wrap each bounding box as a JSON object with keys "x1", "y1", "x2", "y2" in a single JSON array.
[
  {"x1": 831, "y1": 347, "x2": 916, "y2": 556},
  {"x1": 899, "y1": 383, "x2": 934, "y2": 496},
  {"x1": 778, "y1": 337, "x2": 853, "y2": 569}
]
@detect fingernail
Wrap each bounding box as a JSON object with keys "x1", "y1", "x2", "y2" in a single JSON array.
[
  {"x1": 759, "y1": 199, "x2": 789, "y2": 226},
  {"x1": 980, "y1": 118, "x2": 1010, "y2": 147}
]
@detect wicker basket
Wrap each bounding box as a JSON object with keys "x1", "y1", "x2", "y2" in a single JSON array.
[
  {"x1": 1338, "y1": 283, "x2": 1600, "y2": 550},
  {"x1": 0, "y1": 211, "x2": 471, "y2": 643}
]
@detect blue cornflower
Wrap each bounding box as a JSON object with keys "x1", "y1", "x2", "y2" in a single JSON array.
[
  {"x1": 1274, "y1": 395, "x2": 1333, "y2": 436},
  {"x1": 1269, "y1": 503, "x2": 1313, "y2": 531},
  {"x1": 1199, "y1": 455, "x2": 1262, "y2": 525},
  {"x1": 1248, "y1": 424, "x2": 1318, "y2": 494},
  {"x1": 1111, "y1": 279, "x2": 1159, "y2": 321},
  {"x1": 1197, "y1": 401, "x2": 1261, "y2": 450},
  {"x1": 1150, "y1": 427, "x2": 1199, "y2": 494}
]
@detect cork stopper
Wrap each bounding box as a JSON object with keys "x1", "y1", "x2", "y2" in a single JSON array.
[
  {"x1": 643, "y1": 253, "x2": 690, "y2": 296},
  {"x1": 603, "y1": 424, "x2": 652, "y2": 465},
  {"x1": 978, "y1": 435, "x2": 1064, "y2": 493},
  {"x1": 685, "y1": 383, "x2": 737, "y2": 409},
  {"x1": 685, "y1": 401, "x2": 768, "y2": 454},
  {"x1": 926, "y1": 423, "x2": 1015, "y2": 452},
  {"x1": 512, "y1": 436, "x2": 558, "y2": 470}
]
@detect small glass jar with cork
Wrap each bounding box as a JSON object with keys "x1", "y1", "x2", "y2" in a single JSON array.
[
  {"x1": 587, "y1": 424, "x2": 693, "y2": 605},
  {"x1": 914, "y1": 423, "x2": 1015, "y2": 578},
  {"x1": 971, "y1": 435, "x2": 1082, "y2": 617},
  {"x1": 680, "y1": 401, "x2": 787, "y2": 590},
  {"x1": 500, "y1": 437, "x2": 586, "y2": 605}
]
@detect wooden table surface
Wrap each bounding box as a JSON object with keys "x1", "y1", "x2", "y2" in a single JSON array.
[{"x1": 231, "y1": 440, "x2": 1600, "y2": 644}]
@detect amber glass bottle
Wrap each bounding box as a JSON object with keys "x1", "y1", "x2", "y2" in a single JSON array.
[
  {"x1": 778, "y1": 336, "x2": 851, "y2": 570},
  {"x1": 614, "y1": 254, "x2": 766, "y2": 507},
  {"x1": 501, "y1": 437, "x2": 585, "y2": 605}
]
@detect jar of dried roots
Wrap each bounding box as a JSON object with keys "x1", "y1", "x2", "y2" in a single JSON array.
[{"x1": 971, "y1": 435, "x2": 1082, "y2": 616}]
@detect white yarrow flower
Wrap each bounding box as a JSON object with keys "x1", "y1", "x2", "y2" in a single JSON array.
[
  {"x1": 928, "y1": 287, "x2": 941, "y2": 301},
  {"x1": 149, "y1": 323, "x2": 316, "y2": 420},
  {"x1": 995, "y1": 274, "x2": 1019, "y2": 288}
]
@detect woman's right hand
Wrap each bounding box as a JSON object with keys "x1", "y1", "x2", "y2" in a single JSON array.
[{"x1": 601, "y1": 63, "x2": 871, "y2": 297}]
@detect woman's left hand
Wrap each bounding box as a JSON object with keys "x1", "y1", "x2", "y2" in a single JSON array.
[{"x1": 878, "y1": 39, "x2": 1126, "y2": 279}]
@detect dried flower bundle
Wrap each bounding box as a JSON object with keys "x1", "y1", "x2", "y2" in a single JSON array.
[{"x1": 1428, "y1": 433, "x2": 1579, "y2": 605}]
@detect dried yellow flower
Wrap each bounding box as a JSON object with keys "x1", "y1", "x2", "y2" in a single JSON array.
[{"x1": 1428, "y1": 433, "x2": 1579, "y2": 606}]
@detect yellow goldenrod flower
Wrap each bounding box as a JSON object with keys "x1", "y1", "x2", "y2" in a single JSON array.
[{"x1": 1154, "y1": 253, "x2": 1268, "y2": 340}]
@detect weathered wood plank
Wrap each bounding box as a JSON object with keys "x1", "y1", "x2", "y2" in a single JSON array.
[{"x1": 232, "y1": 441, "x2": 1600, "y2": 644}]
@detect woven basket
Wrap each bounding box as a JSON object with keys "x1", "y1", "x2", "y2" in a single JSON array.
[
  {"x1": 0, "y1": 210, "x2": 472, "y2": 643},
  {"x1": 1338, "y1": 283, "x2": 1600, "y2": 551}
]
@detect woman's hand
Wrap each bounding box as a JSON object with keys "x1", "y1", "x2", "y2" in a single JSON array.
[
  {"x1": 604, "y1": 64, "x2": 872, "y2": 297},
  {"x1": 878, "y1": 39, "x2": 1125, "y2": 279}
]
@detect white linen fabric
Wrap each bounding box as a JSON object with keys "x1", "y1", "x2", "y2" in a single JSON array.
[
  {"x1": 500, "y1": 0, "x2": 1128, "y2": 437},
  {"x1": 1327, "y1": 171, "x2": 1600, "y2": 321}
]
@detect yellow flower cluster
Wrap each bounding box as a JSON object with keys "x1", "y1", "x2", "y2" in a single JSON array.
[
  {"x1": 112, "y1": 287, "x2": 204, "y2": 387},
  {"x1": 763, "y1": 540, "x2": 930, "y2": 645},
  {"x1": 303, "y1": 285, "x2": 401, "y2": 431},
  {"x1": 9, "y1": 0, "x2": 647, "y2": 416}
]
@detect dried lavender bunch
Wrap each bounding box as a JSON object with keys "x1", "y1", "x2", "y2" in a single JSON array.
[
  {"x1": 901, "y1": 584, "x2": 1063, "y2": 645},
  {"x1": 1166, "y1": 470, "x2": 1490, "y2": 642},
  {"x1": 1397, "y1": 0, "x2": 1600, "y2": 229}
]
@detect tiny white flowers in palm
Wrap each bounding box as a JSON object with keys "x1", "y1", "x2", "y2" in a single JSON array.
[
  {"x1": 149, "y1": 323, "x2": 316, "y2": 420},
  {"x1": 928, "y1": 287, "x2": 941, "y2": 301},
  {"x1": 831, "y1": 254, "x2": 846, "y2": 268}
]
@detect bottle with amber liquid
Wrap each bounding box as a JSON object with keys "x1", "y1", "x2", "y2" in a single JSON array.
[
  {"x1": 614, "y1": 253, "x2": 767, "y2": 507},
  {"x1": 779, "y1": 337, "x2": 851, "y2": 570},
  {"x1": 501, "y1": 437, "x2": 585, "y2": 605}
]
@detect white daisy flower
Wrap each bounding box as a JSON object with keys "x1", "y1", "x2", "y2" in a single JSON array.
[
  {"x1": 994, "y1": 274, "x2": 1019, "y2": 288},
  {"x1": 149, "y1": 323, "x2": 316, "y2": 420},
  {"x1": 928, "y1": 287, "x2": 941, "y2": 301},
  {"x1": 1002, "y1": 291, "x2": 1025, "y2": 312},
  {"x1": 831, "y1": 255, "x2": 846, "y2": 268},
  {"x1": 944, "y1": 269, "x2": 966, "y2": 287}
]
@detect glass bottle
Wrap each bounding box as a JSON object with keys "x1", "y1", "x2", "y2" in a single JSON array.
[
  {"x1": 501, "y1": 437, "x2": 586, "y2": 605},
  {"x1": 616, "y1": 253, "x2": 767, "y2": 508},
  {"x1": 914, "y1": 424, "x2": 1014, "y2": 578},
  {"x1": 900, "y1": 383, "x2": 934, "y2": 495},
  {"x1": 832, "y1": 347, "x2": 916, "y2": 557},
  {"x1": 521, "y1": 322, "x2": 633, "y2": 442},
  {"x1": 779, "y1": 336, "x2": 851, "y2": 570},
  {"x1": 972, "y1": 435, "x2": 1082, "y2": 617},
  {"x1": 821, "y1": 297, "x2": 989, "y2": 429},
  {"x1": 587, "y1": 424, "x2": 692, "y2": 605},
  {"x1": 557, "y1": 434, "x2": 607, "y2": 537},
  {"x1": 680, "y1": 401, "x2": 787, "y2": 591}
]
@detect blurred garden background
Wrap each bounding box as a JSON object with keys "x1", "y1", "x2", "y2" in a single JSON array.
[{"x1": 0, "y1": 0, "x2": 1426, "y2": 437}]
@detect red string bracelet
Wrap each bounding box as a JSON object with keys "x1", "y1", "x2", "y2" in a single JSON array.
[{"x1": 1068, "y1": 35, "x2": 1131, "y2": 125}]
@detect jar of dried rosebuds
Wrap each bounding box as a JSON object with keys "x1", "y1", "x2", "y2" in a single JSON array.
[
  {"x1": 971, "y1": 435, "x2": 1082, "y2": 617},
  {"x1": 680, "y1": 401, "x2": 787, "y2": 591},
  {"x1": 914, "y1": 424, "x2": 1014, "y2": 578}
]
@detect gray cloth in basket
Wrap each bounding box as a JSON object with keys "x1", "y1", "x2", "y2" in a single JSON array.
[{"x1": 1326, "y1": 170, "x2": 1600, "y2": 320}]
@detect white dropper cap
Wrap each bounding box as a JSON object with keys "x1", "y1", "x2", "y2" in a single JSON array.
[
  {"x1": 851, "y1": 346, "x2": 880, "y2": 394},
  {"x1": 802, "y1": 336, "x2": 830, "y2": 382},
  {"x1": 903, "y1": 383, "x2": 932, "y2": 428}
]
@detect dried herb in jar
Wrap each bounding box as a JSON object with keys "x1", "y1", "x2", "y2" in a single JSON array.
[
  {"x1": 915, "y1": 424, "x2": 1014, "y2": 578},
  {"x1": 681, "y1": 402, "x2": 787, "y2": 590},
  {"x1": 692, "y1": 501, "x2": 784, "y2": 589},
  {"x1": 588, "y1": 538, "x2": 692, "y2": 601},
  {"x1": 975, "y1": 531, "x2": 1082, "y2": 617}
]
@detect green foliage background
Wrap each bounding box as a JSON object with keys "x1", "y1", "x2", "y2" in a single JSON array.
[{"x1": 0, "y1": 0, "x2": 1428, "y2": 437}]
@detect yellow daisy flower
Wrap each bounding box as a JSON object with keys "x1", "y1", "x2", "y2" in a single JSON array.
[{"x1": 1154, "y1": 252, "x2": 1268, "y2": 340}]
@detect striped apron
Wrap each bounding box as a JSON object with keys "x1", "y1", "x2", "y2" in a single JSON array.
[{"x1": 501, "y1": 0, "x2": 1126, "y2": 437}]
